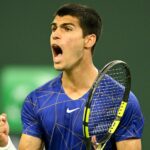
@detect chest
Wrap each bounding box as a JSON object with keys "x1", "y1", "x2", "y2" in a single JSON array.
[{"x1": 38, "y1": 96, "x2": 86, "y2": 136}]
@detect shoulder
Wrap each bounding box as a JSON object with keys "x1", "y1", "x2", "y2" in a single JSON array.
[
  {"x1": 23, "y1": 73, "x2": 62, "y2": 107},
  {"x1": 114, "y1": 91, "x2": 144, "y2": 141},
  {"x1": 36, "y1": 73, "x2": 62, "y2": 92},
  {"x1": 126, "y1": 92, "x2": 144, "y2": 121},
  {"x1": 29, "y1": 73, "x2": 62, "y2": 97}
]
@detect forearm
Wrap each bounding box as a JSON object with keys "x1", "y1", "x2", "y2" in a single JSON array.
[
  {"x1": 18, "y1": 134, "x2": 44, "y2": 150},
  {"x1": 116, "y1": 139, "x2": 142, "y2": 150},
  {"x1": 0, "y1": 136, "x2": 16, "y2": 150}
]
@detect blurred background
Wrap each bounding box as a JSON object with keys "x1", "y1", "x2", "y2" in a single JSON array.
[{"x1": 0, "y1": 0, "x2": 149, "y2": 149}]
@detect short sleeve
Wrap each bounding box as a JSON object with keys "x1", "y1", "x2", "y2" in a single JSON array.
[
  {"x1": 114, "y1": 92, "x2": 144, "y2": 142},
  {"x1": 21, "y1": 93, "x2": 43, "y2": 139}
]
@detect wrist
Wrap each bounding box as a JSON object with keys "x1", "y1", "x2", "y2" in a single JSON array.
[
  {"x1": 0, "y1": 136, "x2": 16, "y2": 150},
  {"x1": 0, "y1": 137, "x2": 9, "y2": 147}
]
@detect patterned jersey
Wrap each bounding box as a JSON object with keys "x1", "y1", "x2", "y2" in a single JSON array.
[{"x1": 21, "y1": 73, "x2": 144, "y2": 150}]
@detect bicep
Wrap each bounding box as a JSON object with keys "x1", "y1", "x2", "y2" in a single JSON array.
[
  {"x1": 116, "y1": 139, "x2": 142, "y2": 150},
  {"x1": 18, "y1": 134, "x2": 44, "y2": 150}
]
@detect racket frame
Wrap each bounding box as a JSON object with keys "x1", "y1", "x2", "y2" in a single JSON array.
[{"x1": 83, "y1": 60, "x2": 131, "y2": 149}]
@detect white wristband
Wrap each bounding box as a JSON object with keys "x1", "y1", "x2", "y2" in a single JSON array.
[{"x1": 0, "y1": 136, "x2": 16, "y2": 150}]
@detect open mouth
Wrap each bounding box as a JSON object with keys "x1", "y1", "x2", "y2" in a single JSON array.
[{"x1": 52, "y1": 44, "x2": 63, "y2": 57}]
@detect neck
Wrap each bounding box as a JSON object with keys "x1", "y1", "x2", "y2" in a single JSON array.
[{"x1": 62, "y1": 63, "x2": 98, "y2": 99}]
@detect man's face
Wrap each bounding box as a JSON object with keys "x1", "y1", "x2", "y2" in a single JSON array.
[{"x1": 50, "y1": 15, "x2": 86, "y2": 71}]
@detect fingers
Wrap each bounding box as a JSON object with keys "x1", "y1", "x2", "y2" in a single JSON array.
[
  {"x1": 0, "y1": 113, "x2": 7, "y2": 123},
  {"x1": 0, "y1": 113, "x2": 8, "y2": 133},
  {"x1": 0, "y1": 113, "x2": 9, "y2": 147},
  {"x1": 91, "y1": 136, "x2": 102, "y2": 150},
  {"x1": 0, "y1": 113, "x2": 7, "y2": 120},
  {"x1": 91, "y1": 135, "x2": 97, "y2": 144}
]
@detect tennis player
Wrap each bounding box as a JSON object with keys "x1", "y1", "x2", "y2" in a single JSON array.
[{"x1": 0, "y1": 3, "x2": 144, "y2": 150}]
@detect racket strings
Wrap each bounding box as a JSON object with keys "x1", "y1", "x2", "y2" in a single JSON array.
[{"x1": 88, "y1": 65, "x2": 128, "y2": 140}]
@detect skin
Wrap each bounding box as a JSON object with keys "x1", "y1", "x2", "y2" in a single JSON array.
[
  {"x1": 0, "y1": 114, "x2": 9, "y2": 147},
  {"x1": 50, "y1": 15, "x2": 98, "y2": 100},
  {"x1": 116, "y1": 139, "x2": 142, "y2": 150},
  {"x1": 20, "y1": 15, "x2": 98, "y2": 149},
  {"x1": 0, "y1": 15, "x2": 142, "y2": 150}
]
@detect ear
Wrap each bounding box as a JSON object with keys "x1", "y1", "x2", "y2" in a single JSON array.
[{"x1": 84, "y1": 34, "x2": 96, "y2": 49}]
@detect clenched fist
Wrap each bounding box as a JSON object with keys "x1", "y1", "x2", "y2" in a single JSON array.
[{"x1": 0, "y1": 113, "x2": 9, "y2": 147}]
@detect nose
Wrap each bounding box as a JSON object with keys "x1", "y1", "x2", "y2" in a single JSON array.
[{"x1": 51, "y1": 28, "x2": 61, "y2": 40}]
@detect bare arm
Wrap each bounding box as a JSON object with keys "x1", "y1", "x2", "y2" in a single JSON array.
[
  {"x1": 116, "y1": 139, "x2": 142, "y2": 150},
  {"x1": 19, "y1": 134, "x2": 44, "y2": 150}
]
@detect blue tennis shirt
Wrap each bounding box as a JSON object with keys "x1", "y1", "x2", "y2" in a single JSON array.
[{"x1": 21, "y1": 73, "x2": 144, "y2": 150}]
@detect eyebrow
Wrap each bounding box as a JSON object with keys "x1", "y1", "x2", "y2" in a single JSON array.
[{"x1": 50, "y1": 22, "x2": 75, "y2": 27}]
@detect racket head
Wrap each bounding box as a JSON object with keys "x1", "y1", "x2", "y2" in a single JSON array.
[{"x1": 83, "y1": 60, "x2": 131, "y2": 149}]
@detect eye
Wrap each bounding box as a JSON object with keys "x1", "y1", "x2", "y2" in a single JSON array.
[
  {"x1": 64, "y1": 26, "x2": 73, "y2": 31},
  {"x1": 51, "y1": 25, "x2": 57, "y2": 32}
]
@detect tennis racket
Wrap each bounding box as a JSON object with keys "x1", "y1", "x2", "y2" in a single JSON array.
[{"x1": 83, "y1": 60, "x2": 131, "y2": 150}]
